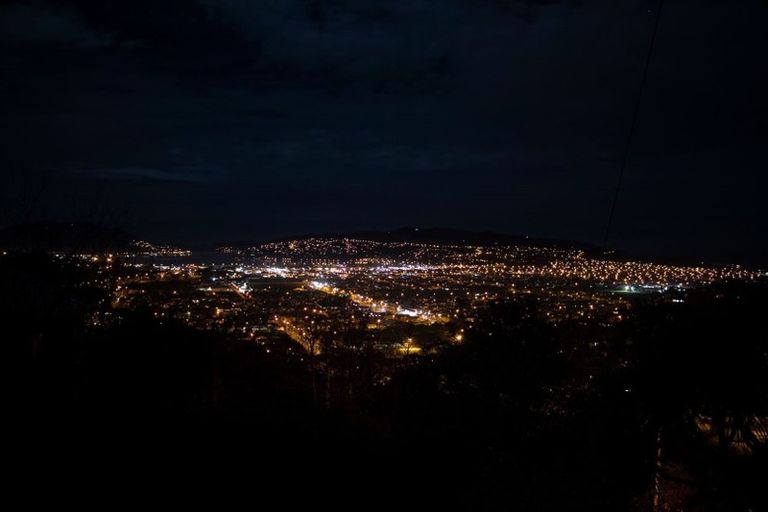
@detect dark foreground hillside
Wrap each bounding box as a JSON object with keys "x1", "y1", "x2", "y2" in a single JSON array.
[{"x1": 3, "y1": 252, "x2": 767, "y2": 510}]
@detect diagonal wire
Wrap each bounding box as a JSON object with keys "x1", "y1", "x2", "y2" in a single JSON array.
[{"x1": 603, "y1": 0, "x2": 665, "y2": 247}]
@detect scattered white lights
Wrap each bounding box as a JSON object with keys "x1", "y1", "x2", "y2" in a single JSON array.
[{"x1": 106, "y1": 237, "x2": 764, "y2": 360}]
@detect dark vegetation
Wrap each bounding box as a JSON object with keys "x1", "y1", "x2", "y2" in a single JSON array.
[{"x1": 4, "y1": 252, "x2": 767, "y2": 510}]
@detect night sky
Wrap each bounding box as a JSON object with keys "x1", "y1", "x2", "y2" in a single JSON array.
[{"x1": 1, "y1": 1, "x2": 766, "y2": 263}]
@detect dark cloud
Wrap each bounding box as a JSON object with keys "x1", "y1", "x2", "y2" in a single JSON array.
[
  {"x1": 83, "y1": 167, "x2": 229, "y2": 184},
  {"x1": 44, "y1": 0, "x2": 244, "y2": 48},
  {"x1": 0, "y1": 2, "x2": 115, "y2": 48}
]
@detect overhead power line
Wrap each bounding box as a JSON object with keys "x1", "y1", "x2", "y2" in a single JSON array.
[{"x1": 603, "y1": 0, "x2": 665, "y2": 247}]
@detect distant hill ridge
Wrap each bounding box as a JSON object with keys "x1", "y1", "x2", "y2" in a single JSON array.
[{"x1": 223, "y1": 227, "x2": 604, "y2": 254}]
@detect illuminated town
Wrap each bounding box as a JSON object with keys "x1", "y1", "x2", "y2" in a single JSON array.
[
  {"x1": 4, "y1": 227, "x2": 767, "y2": 509},
  {"x1": 101, "y1": 237, "x2": 765, "y2": 362}
]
